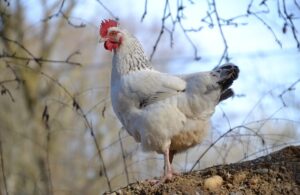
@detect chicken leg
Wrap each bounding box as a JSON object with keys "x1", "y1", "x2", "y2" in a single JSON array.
[{"x1": 163, "y1": 148, "x2": 173, "y2": 180}]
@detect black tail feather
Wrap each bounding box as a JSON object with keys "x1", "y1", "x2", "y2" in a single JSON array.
[
  {"x1": 213, "y1": 63, "x2": 239, "y2": 102},
  {"x1": 219, "y1": 88, "x2": 234, "y2": 102}
]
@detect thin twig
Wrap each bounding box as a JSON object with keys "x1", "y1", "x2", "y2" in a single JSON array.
[
  {"x1": 183, "y1": 26, "x2": 203, "y2": 32},
  {"x1": 247, "y1": 2, "x2": 282, "y2": 48},
  {"x1": 0, "y1": 73, "x2": 23, "y2": 102},
  {"x1": 42, "y1": 0, "x2": 86, "y2": 28},
  {"x1": 0, "y1": 36, "x2": 81, "y2": 66},
  {"x1": 65, "y1": 50, "x2": 81, "y2": 63},
  {"x1": 61, "y1": 12, "x2": 86, "y2": 28},
  {"x1": 149, "y1": 0, "x2": 169, "y2": 60},
  {"x1": 244, "y1": 106, "x2": 284, "y2": 153},
  {"x1": 279, "y1": 78, "x2": 300, "y2": 106},
  {"x1": 119, "y1": 129, "x2": 129, "y2": 185},
  {"x1": 282, "y1": 0, "x2": 300, "y2": 48},
  {"x1": 201, "y1": 10, "x2": 215, "y2": 28},
  {"x1": 0, "y1": 36, "x2": 43, "y2": 66},
  {"x1": 1, "y1": 83, "x2": 15, "y2": 102},
  {"x1": 241, "y1": 88, "x2": 277, "y2": 125},
  {"x1": 177, "y1": 16, "x2": 201, "y2": 60},
  {"x1": 294, "y1": 0, "x2": 300, "y2": 10},
  {"x1": 73, "y1": 99, "x2": 112, "y2": 191},
  {"x1": 0, "y1": 53, "x2": 81, "y2": 66},
  {"x1": 175, "y1": 0, "x2": 201, "y2": 60},
  {"x1": 100, "y1": 134, "x2": 130, "y2": 152},
  {"x1": 190, "y1": 124, "x2": 264, "y2": 172},
  {"x1": 0, "y1": 138, "x2": 9, "y2": 195},
  {"x1": 95, "y1": 0, "x2": 118, "y2": 20},
  {"x1": 212, "y1": 0, "x2": 229, "y2": 66},
  {"x1": 0, "y1": 78, "x2": 21, "y2": 85},
  {"x1": 45, "y1": 119, "x2": 53, "y2": 195},
  {"x1": 238, "y1": 140, "x2": 300, "y2": 162},
  {"x1": 141, "y1": 0, "x2": 148, "y2": 22}
]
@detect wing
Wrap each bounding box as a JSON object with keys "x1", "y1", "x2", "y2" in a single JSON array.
[
  {"x1": 173, "y1": 71, "x2": 220, "y2": 118},
  {"x1": 122, "y1": 70, "x2": 186, "y2": 108}
]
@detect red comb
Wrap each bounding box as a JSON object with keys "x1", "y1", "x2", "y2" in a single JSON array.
[{"x1": 100, "y1": 19, "x2": 119, "y2": 37}]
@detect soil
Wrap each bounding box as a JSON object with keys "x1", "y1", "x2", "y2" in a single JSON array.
[{"x1": 105, "y1": 146, "x2": 300, "y2": 195}]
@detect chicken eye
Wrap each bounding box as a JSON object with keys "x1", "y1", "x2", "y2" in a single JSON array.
[{"x1": 109, "y1": 31, "x2": 117, "y2": 36}]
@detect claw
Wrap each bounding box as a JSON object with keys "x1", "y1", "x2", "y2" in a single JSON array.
[{"x1": 147, "y1": 148, "x2": 181, "y2": 186}]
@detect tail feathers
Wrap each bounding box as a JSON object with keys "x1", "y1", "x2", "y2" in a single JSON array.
[
  {"x1": 219, "y1": 88, "x2": 234, "y2": 102},
  {"x1": 212, "y1": 63, "x2": 239, "y2": 102}
]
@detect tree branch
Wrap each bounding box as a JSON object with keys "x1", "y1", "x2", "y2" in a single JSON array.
[
  {"x1": 0, "y1": 137, "x2": 9, "y2": 195},
  {"x1": 8, "y1": 62, "x2": 112, "y2": 191},
  {"x1": 0, "y1": 53, "x2": 81, "y2": 66},
  {"x1": 42, "y1": 0, "x2": 86, "y2": 28},
  {"x1": 282, "y1": 0, "x2": 300, "y2": 49},
  {"x1": 279, "y1": 78, "x2": 300, "y2": 106},
  {"x1": 141, "y1": 0, "x2": 148, "y2": 22},
  {"x1": 212, "y1": 0, "x2": 229, "y2": 65},
  {"x1": 119, "y1": 129, "x2": 129, "y2": 185},
  {"x1": 95, "y1": 0, "x2": 118, "y2": 20},
  {"x1": 149, "y1": 0, "x2": 169, "y2": 61},
  {"x1": 190, "y1": 124, "x2": 265, "y2": 172}
]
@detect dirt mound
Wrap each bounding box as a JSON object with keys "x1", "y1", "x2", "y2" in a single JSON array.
[{"x1": 105, "y1": 145, "x2": 300, "y2": 194}]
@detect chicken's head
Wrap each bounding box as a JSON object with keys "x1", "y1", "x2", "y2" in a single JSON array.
[{"x1": 99, "y1": 19, "x2": 123, "y2": 51}]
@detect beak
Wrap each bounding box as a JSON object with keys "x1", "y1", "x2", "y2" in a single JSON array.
[{"x1": 99, "y1": 37, "x2": 106, "y2": 43}]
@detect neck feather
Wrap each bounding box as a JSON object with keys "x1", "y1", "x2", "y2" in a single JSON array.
[{"x1": 113, "y1": 31, "x2": 152, "y2": 75}]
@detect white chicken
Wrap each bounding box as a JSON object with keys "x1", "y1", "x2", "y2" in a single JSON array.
[{"x1": 99, "y1": 19, "x2": 239, "y2": 180}]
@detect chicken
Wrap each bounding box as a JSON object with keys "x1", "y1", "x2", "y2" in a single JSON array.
[{"x1": 99, "y1": 19, "x2": 239, "y2": 180}]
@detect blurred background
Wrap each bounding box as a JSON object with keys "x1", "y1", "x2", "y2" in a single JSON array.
[{"x1": 0, "y1": 0, "x2": 299, "y2": 194}]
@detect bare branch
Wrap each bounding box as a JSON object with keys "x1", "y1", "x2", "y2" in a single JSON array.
[
  {"x1": 190, "y1": 121, "x2": 266, "y2": 172},
  {"x1": 1, "y1": 35, "x2": 82, "y2": 67},
  {"x1": 252, "y1": 12, "x2": 282, "y2": 47},
  {"x1": 238, "y1": 140, "x2": 300, "y2": 162},
  {"x1": 1, "y1": 82, "x2": 15, "y2": 102},
  {"x1": 176, "y1": 1, "x2": 201, "y2": 61},
  {"x1": 72, "y1": 98, "x2": 112, "y2": 191},
  {"x1": 282, "y1": 0, "x2": 300, "y2": 49},
  {"x1": 241, "y1": 89, "x2": 274, "y2": 124},
  {"x1": 42, "y1": 0, "x2": 86, "y2": 28},
  {"x1": 42, "y1": 105, "x2": 50, "y2": 129},
  {"x1": 119, "y1": 129, "x2": 129, "y2": 185},
  {"x1": 95, "y1": 0, "x2": 118, "y2": 20},
  {"x1": 149, "y1": 0, "x2": 169, "y2": 61},
  {"x1": 150, "y1": 0, "x2": 202, "y2": 61},
  {"x1": 1, "y1": 36, "x2": 43, "y2": 66},
  {"x1": 0, "y1": 53, "x2": 81, "y2": 66},
  {"x1": 141, "y1": 0, "x2": 148, "y2": 22},
  {"x1": 201, "y1": 11, "x2": 215, "y2": 28},
  {"x1": 177, "y1": 22, "x2": 201, "y2": 61},
  {"x1": 212, "y1": 0, "x2": 229, "y2": 65},
  {"x1": 0, "y1": 63, "x2": 24, "y2": 102},
  {"x1": 84, "y1": 97, "x2": 107, "y2": 116},
  {"x1": 294, "y1": 0, "x2": 300, "y2": 10},
  {"x1": 279, "y1": 78, "x2": 300, "y2": 106},
  {"x1": 247, "y1": 1, "x2": 282, "y2": 48},
  {"x1": 65, "y1": 50, "x2": 81, "y2": 63},
  {"x1": 0, "y1": 137, "x2": 9, "y2": 195},
  {"x1": 42, "y1": 104, "x2": 53, "y2": 195}
]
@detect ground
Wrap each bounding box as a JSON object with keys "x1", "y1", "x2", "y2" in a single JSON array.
[{"x1": 105, "y1": 146, "x2": 300, "y2": 194}]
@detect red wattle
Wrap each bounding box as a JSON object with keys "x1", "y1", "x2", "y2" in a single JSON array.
[{"x1": 104, "y1": 41, "x2": 119, "y2": 51}]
